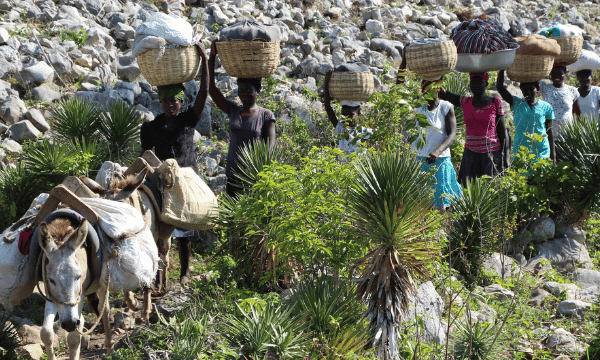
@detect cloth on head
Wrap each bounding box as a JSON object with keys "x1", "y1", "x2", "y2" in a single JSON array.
[
  {"x1": 158, "y1": 85, "x2": 185, "y2": 101},
  {"x1": 340, "y1": 100, "x2": 362, "y2": 107},
  {"x1": 334, "y1": 61, "x2": 370, "y2": 73},
  {"x1": 470, "y1": 72, "x2": 489, "y2": 81},
  {"x1": 218, "y1": 20, "x2": 280, "y2": 42},
  {"x1": 450, "y1": 19, "x2": 518, "y2": 54},
  {"x1": 514, "y1": 34, "x2": 561, "y2": 56}
]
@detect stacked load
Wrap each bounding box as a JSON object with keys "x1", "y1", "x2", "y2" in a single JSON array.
[
  {"x1": 216, "y1": 21, "x2": 280, "y2": 79},
  {"x1": 538, "y1": 24, "x2": 584, "y2": 65},
  {"x1": 567, "y1": 50, "x2": 600, "y2": 73},
  {"x1": 329, "y1": 61, "x2": 374, "y2": 102},
  {"x1": 133, "y1": 13, "x2": 202, "y2": 86},
  {"x1": 450, "y1": 19, "x2": 519, "y2": 73},
  {"x1": 405, "y1": 38, "x2": 458, "y2": 81},
  {"x1": 507, "y1": 34, "x2": 561, "y2": 82}
]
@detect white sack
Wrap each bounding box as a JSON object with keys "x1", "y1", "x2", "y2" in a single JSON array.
[
  {"x1": 95, "y1": 161, "x2": 127, "y2": 189},
  {"x1": 107, "y1": 227, "x2": 159, "y2": 292},
  {"x1": 81, "y1": 198, "x2": 144, "y2": 239},
  {"x1": 135, "y1": 12, "x2": 194, "y2": 46},
  {"x1": 567, "y1": 50, "x2": 600, "y2": 72},
  {"x1": 0, "y1": 193, "x2": 48, "y2": 310},
  {"x1": 131, "y1": 35, "x2": 167, "y2": 58}
]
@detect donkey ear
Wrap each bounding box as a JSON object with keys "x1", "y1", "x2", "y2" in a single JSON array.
[
  {"x1": 112, "y1": 168, "x2": 147, "y2": 201},
  {"x1": 79, "y1": 176, "x2": 107, "y2": 195},
  {"x1": 67, "y1": 218, "x2": 88, "y2": 251},
  {"x1": 38, "y1": 222, "x2": 57, "y2": 253}
]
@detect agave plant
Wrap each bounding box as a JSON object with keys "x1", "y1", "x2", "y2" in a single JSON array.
[
  {"x1": 98, "y1": 100, "x2": 142, "y2": 164},
  {"x1": 221, "y1": 302, "x2": 307, "y2": 360},
  {"x1": 234, "y1": 139, "x2": 285, "y2": 193},
  {"x1": 449, "y1": 177, "x2": 503, "y2": 286},
  {"x1": 348, "y1": 152, "x2": 442, "y2": 360},
  {"x1": 555, "y1": 116, "x2": 600, "y2": 222},
  {"x1": 0, "y1": 164, "x2": 46, "y2": 229},
  {"x1": 50, "y1": 97, "x2": 101, "y2": 142},
  {"x1": 453, "y1": 320, "x2": 504, "y2": 360}
]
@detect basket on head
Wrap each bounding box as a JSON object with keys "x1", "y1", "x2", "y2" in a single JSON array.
[
  {"x1": 329, "y1": 72, "x2": 374, "y2": 102},
  {"x1": 216, "y1": 40, "x2": 280, "y2": 78},
  {"x1": 137, "y1": 46, "x2": 201, "y2": 87},
  {"x1": 507, "y1": 54, "x2": 555, "y2": 83},
  {"x1": 554, "y1": 35, "x2": 583, "y2": 66},
  {"x1": 405, "y1": 40, "x2": 458, "y2": 81}
]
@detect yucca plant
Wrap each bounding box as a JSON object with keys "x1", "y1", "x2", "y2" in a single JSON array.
[
  {"x1": 348, "y1": 152, "x2": 442, "y2": 360},
  {"x1": 555, "y1": 116, "x2": 600, "y2": 222},
  {"x1": 234, "y1": 139, "x2": 285, "y2": 193},
  {"x1": 50, "y1": 97, "x2": 101, "y2": 142},
  {"x1": 221, "y1": 302, "x2": 307, "y2": 360},
  {"x1": 453, "y1": 320, "x2": 504, "y2": 360},
  {"x1": 0, "y1": 313, "x2": 21, "y2": 358},
  {"x1": 449, "y1": 177, "x2": 503, "y2": 286},
  {"x1": 70, "y1": 137, "x2": 109, "y2": 175},
  {"x1": 0, "y1": 165, "x2": 46, "y2": 229},
  {"x1": 22, "y1": 139, "x2": 77, "y2": 176},
  {"x1": 155, "y1": 301, "x2": 209, "y2": 360},
  {"x1": 98, "y1": 100, "x2": 142, "y2": 164}
]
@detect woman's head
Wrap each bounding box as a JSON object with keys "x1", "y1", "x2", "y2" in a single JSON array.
[
  {"x1": 519, "y1": 81, "x2": 540, "y2": 103},
  {"x1": 158, "y1": 84, "x2": 185, "y2": 118},
  {"x1": 237, "y1": 78, "x2": 262, "y2": 107},
  {"x1": 469, "y1": 73, "x2": 489, "y2": 96},
  {"x1": 550, "y1": 65, "x2": 567, "y2": 87},
  {"x1": 340, "y1": 100, "x2": 361, "y2": 118},
  {"x1": 576, "y1": 69, "x2": 593, "y2": 88}
]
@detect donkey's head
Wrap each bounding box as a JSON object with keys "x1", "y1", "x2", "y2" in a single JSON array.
[
  {"x1": 38, "y1": 218, "x2": 89, "y2": 332},
  {"x1": 80, "y1": 168, "x2": 147, "y2": 202}
]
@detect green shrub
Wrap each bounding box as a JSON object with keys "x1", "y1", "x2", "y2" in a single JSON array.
[
  {"x1": 59, "y1": 28, "x2": 88, "y2": 48},
  {"x1": 51, "y1": 97, "x2": 101, "y2": 143},
  {"x1": 0, "y1": 165, "x2": 46, "y2": 229},
  {"x1": 97, "y1": 100, "x2": 142, "y2": 165},
  {"x1": 453, "y1": 320, "x2": 504, "y2": 360}
]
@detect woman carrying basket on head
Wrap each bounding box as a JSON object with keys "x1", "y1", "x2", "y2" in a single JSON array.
[
  {"x1": 575, "y1": 69, "x2": 600, "y2": 121},
  {"x1": 208, "y1": 40, "x2": 277, "y2": 197},
  {"x1": 439, "y1": 72, "x2": 511, "y2": 184},
  {"x1": 540, "y1": 65, "x2": 581, "y2": 137},
  {"x1": 140, "y1": 44, "x2": 209, "y2": 286}
]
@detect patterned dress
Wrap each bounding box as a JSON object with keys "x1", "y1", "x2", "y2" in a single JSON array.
[{"x1": 540, "y1": 83, "x2": 579, "y2": 136}]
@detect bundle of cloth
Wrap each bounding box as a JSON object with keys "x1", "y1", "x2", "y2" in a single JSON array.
[
  {"x1": 538, "y1": 24, "x2": 585, "y2": 38},
  {"x1": 217, "y1": 20, "x2": 280, "y2": 42},
  {"x1": 132, "y1": 12, "x2": 200, "y2": 58},
  {"x1": 568, "y1": 49, "x2": 600, "y2": 73},
  {"x1": 514, "y1": 34, "x2": 561, "y2": 56},
  {"x1": 333, "y1": 61, "x2": 370, "y2": 107},
  {"x1": 451, "y1": 19, "x2": 518, "y2": 54}
]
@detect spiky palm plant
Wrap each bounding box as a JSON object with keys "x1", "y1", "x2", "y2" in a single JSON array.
[
  {"x1": 348, "y1": 152, "x2": 442, "y2": 360},
  {"x1": 234, "y1": 139, "x2": 285, "y2": 193},
  {"x1": 453, "y1": 320, "x2": 504, "y2": 360},
  {"x1": 98, "y1": 100, "x2": 142, "y2": 164},
  {"x1": 0, "y1": 165, "x2": 46, "y2": 229},
  {"x1": 555, "y1": 116, "x2": 600, "y2": 223},
  {"x1": 50, "y1": 97, "x2": 101, "y2": 142}
]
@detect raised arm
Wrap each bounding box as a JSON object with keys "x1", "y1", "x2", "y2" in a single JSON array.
[
  {"x1": 323, "y1": 70, "x2": 339, "y2": 128},
  {"x1": 496, "y1": 114, "x2": 511, "y2": 170},
  {"x1": 427, "y1": 106, "x2": 457, "y2": 164},
  {"x1": 438, "y1": 88, "x2": 461, "y2": 108},
  {"x1": 208, "y1": 41, "x2": 230, "y2": 114},
  {"x1": 396, "y1": 53, "x2": 407, "y2": 85},
  {"x1": 496, "y1": 70, "x2": 514, "y2": 108},
  {"x1": 191, "y1": 44, "x2": 209, "y2": 119}
]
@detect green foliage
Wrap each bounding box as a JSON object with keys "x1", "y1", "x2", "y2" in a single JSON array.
[
  {"x1": 443, "y1": 72, "x2": 470, "y2": 169},
  {"x1": 234, "y1": 139, "x2": 285, "y2": 193},
  {"x1": 0, "y1": 314, "x2": 22, "y2": 358},
  {"x1": 97, "y1": 100, "x2": 143, "y2": 164},
  {"x1": 449, "y1": 177, "x2": 504, "y2": 286},
  {"x1": 59, "y1": 28, "x2": 88, "y2": 48},
  {"x1": 155, "y1": 304, "x2": 209, "y2": 360},
  {"x1": 50, "y1": 97, "x2": 101, "y2": 143},
  {"x1": 221, "y1": 302, "x2": 307, "y2": 359},
  {"x1": 454, "y1": 320, "x2": 504, "y2": 360},
  {"x1": 0, "y1": 165, "x2": 47, "y2": 230}
]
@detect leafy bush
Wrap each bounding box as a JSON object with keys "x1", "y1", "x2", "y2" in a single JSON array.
[
  {"x1": 50, "y1": 97, "x2": 101, "y2": 143},
  {"x1": 0, "y1": 165, "x2": 46, "y2": 230}
]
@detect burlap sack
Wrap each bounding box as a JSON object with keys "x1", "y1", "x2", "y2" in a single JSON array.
[
  {"x1": 157, "y1": 159, "x2": 217, "y2": 231},
  {"x1": 515, "y1": 34, "x2": 561, "y2": 56}
]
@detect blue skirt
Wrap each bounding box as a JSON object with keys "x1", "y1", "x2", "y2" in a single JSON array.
[{"x1": 418, "y1": 156, "x2": 463, "y2": 208}]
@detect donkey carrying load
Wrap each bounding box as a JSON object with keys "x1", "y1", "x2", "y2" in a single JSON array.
[{"x1": 0, "y1": 150, "x2": 217, "y2": 360}]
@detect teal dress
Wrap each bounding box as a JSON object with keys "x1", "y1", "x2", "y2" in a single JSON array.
[{"x1": 511, "y1": 97, "x2": 555, "y2": 159}]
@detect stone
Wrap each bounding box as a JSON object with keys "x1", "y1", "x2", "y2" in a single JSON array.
[
  {"x1": 115, "y1": 23, "x2": 135, "y2": 41},
  {"x1": 117, "y1": 53, "x2": 141, "y2": 82},
  {"x1": 365, "y1": 19, "x2": 385, "y2": 33},
  {"x1": 18, "y1": 62, "x2": 55, "y2": 86},
  {"x1": 114, "y1": 311, "x2": 134, "y2": 330},
  {"x1": 18, "y1": 324, "x2": 41, "y2": 345},
  {"x1": 25, "y1": 109, "x2": 50, "y2": 132},
  {"x1": 528, "y1": 287, "x2": 551, "y2": 307},
  {"x1": 483, "y1": 284, "x2": 514, "y2": 300},
  {"x1": 207, "y1": 174, "x2": 227, "y2": 194},
  {"x1": 0, "y1": 96, "x2": 27, "y2": 125},
  {"x1": 10, "y1": 120, "x2": 41, "y2": 142},
  {"x1": 85, "y1": 28, "x2": 114, "y2": 50},
  {"x1": 530, "y1": 217, "x2": 555, "y2": 241},
  {"x1": 556, "y1": 225, "x2": 586, "y2": 244},
  {"x1": 537, "y1": 237, "x2": 591, "y2": 271},
  {"x1": 31, "y1": 85, "x2": 63, "y2": 102},
  {"x1": 46, "y1": 49, "x2": 72, "y2": 76},
  {"x1": 325, "y1": 6, "x2": 343, "y2": 18},
  {"x1": 571, "y1": 268, "x2": 600, "y2": 288},
  {"x1": 2, "y1": 138, "x2": 22, "y2": 156},
  {"x1": 473, "y1": 300, "x2": 496, "y2": 322},
  {"x1": 545, "y1": 328, "x2": 588, "y2": 354},
  {"x1": 525, "y1": 255, "x2": 553, "y2": 275},
  {"x1": 404, "y1": 281, "x2": 445, "y2": 344},
  {"x1": 482, "y1": 253, "x2": 515, "y2": 279},
  {"x1": 544, "y1": 281, "x2": 581, "y2": 298},
  {"x1": 15, "y1": 344, "x2": 44, "y2": 359},
  {"x1": 200, "y1": 156, "x2": 219, "y2": 177},
  {"x1": 0, "y1": 28, "x2": 9, "y2": 45}
]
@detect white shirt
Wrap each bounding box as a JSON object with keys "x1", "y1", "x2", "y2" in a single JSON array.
[
  {"x1": 578, "y1": 86, "x2": 600, "y2": 121},
  {"x1": 540, "y1": 83, "x2": 580, "y2": 135},
  {"x1": 410, "y1": 100, "x2": 453, "y2": 158},
  {"x1": 334, "y1": 122, "x2": 373, "y2": 156}
]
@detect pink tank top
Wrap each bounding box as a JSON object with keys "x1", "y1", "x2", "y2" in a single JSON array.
[{"x1": 460, "y1": 96, "x2": 504, "y2": 153}]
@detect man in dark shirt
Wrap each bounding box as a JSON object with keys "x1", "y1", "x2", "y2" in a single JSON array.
[{"x1": 140, "y1": 44, "x2": 208, "y2": 285}]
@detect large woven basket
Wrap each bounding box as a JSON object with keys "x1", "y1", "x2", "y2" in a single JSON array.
[
  {"x1": 329, "y1": 72, "x2": 374, "y2": 102},
  {"x1": 137, "y1": 46, "x2": 201, "y2": 87},
  {"x1": 507, "y1": 54, "x2": 555, "y2": 83},
  {"x1": 554, "y1": 35, "x2": 583, "y2": 66},
  {"x1": 216, "y1": 40, "x2": 280, "y2": 78},
  {"x1": 406, "y1": 40, "x2": 457, "y2": 81}
]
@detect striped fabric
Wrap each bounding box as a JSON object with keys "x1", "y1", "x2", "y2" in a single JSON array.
[{"x1": 451, "y1": 19, "x2": 518, "y2": 54}]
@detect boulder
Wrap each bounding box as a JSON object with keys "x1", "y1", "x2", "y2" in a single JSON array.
[
  {"x1": 2, "y1": 138, "x2": 22, "y2": 156},
  {"x1": 0, "y1": 27, "x2": 9, "y2": 45},
  {"x1": 25, "y1": 109, "x2": 50, "y2": 132},
  {"x1": 530, "y1": 217, "x2": 555, "y2": 241},
  {"x1": 31, "y1": 85, "x2": 63, "y2": 102},
  {"x1": 558, "y1": 299, "x2": 592, "y2": 316},
  {"x1": 117, "y1": 53, "x2": 141, "y2": 82},
  {"x1": 543, "y1": 281, "x2": 581, "y2": 298},
  {"x1": 15, "y1": 344, "x2": 44, "y2": 359},
  {"x1": 200, "y1": 156, "x2": 219, "y2": 177},
  {"x1": 545, "y1": 328, "x2": 588, "y2": 354},
  {"x1": 10, "y1": 120, "x2": 41, "y2": 142},
  {"x1": 18, "y1": 62, "x2": 55, "y2": 86},
  {"x1": 528, "y1": 287, "x2": 551, "y2": 307},
  {"x1": 114, "y1": 23, "x2": 135, "y2": 41},
  {"x1": 537, "y1": 237, "x2": 591, "y2": 271},
  {"x1": 365, "y1": 19, "x2": 385, "y2": 33},
  {"x1": 571, "y1": 268, "x2": 600, "y2": 289},
  {"x1": 0, "y1": 96, "x2": 27, "y2": 125},
  {"x1": 404, "y1": 281, "x2": 445, "y2": 344},
  {"x1": 556, "y1": 225, "x2": 586, "y2": 244},
  {"x1": 482, "y1": 253, "x2": 515, "y2": 279},
  {"x1": 524, "y1": 256, "x2": 552, "y2": 275},
  {"x1": 17, "y1": 324, "x2": 41, "y2": 345},
  {"x1": 483, "y1": 284, "x2": 514, "y2": 300}
]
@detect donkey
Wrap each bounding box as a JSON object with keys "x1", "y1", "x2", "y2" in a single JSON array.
[{"x1": 37, "y1": 213, "x2": 111, "y2": 360}]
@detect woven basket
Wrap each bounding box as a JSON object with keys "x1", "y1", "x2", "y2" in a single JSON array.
[
  {"x1": 507, "y1": 54, "x2": 555, "y2": 83},
  {"x1": 216, "y1": 40, "x2": 280, "y2": 78},
  {"x1": 405, "y1": 40, "x2": 458, "y2": 81},
  {"x1": 137, "y1": 46, "x2": 201, "y2": 87},
  {"x1": 554, "y1": 35, "x2": 583, "y2": 66},
  {"x1": 329, "y1": 72, "x2": 374, "y2": 102}
]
